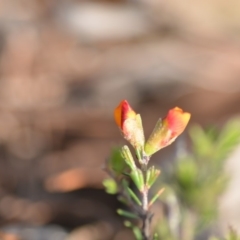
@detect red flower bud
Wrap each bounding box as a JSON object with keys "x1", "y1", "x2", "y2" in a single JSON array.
[
  {"x1": 114, "y1": 100, "x2": 144, "y2": 149},
  {"x1": 144, "y1": 107, "x2": 190, "y2": 156}
]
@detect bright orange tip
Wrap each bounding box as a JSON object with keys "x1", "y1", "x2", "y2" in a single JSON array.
[
  {"x1": 114, "y1": 100, "x2": 136, "y2": 129},
  {"x1": 114, "y1": 101, "x2": 124, "y2": 127},
  {"x1": 114, "y1": 100, "x2": 144, "y2": 148},
  {"x1": 144, "y1": 106, "x2": 190, "y2": 156},
  {"x1": 165, "y1": 107, "x2": 191, "y2": 136}
]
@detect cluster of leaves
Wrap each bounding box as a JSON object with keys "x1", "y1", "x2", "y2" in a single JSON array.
[
  {"x1": 104, "y1": 100, "x2": 240, "y2": 240},
  {"x1": 157, "y1": 119, "x2": 240, "y2": 240},
  {"x1": 103, "y1": 146, "x2": 162, "y2": 240},
  {"x1": 104, "y1": 100, "x2": 190, "y2": 240}
]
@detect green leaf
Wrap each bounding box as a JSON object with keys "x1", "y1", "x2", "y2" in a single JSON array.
[
  {"x1": 137, "y1": 169, "x2": 145, "y2": 192},
  {"x1": 117, "y1": 195, "x2": 128, "y2": 205},
  {"x1": 124, "y1": 221, "x2": 143, "y2": 240},
  {"x1": 107, "y1": 147, "x2": 128, "y2": 177},
  {"x1": 189, "y1": 124, "x2": 213, "y2": 158},
  {"x1": 126, "y1": 186, "x2": 142, "y2": 206},
  {"x1": 121, "y1": 145, "x2": 137, "y2": 171},
  {"x1": 136, "y1": 147, "x2": 143, "y2": 164},
  {"x1": 146, "y1": 166, "x2": 160, "y2": 189},
  {"x1": 102, "y1": 178, "x2": 118, "y2": 194},
  {"x1": 117, "y1": 209, "x2": 139, "y2": 219},
  {"x1": 132, "y1": 226, "x2": 143, "y2": 240},
  {"x1": 130, "y1": 169, "x2": 144, "y2": 192},
  {"x1": 214, "y1": 119, "x2": 240, "y2": 162},
  {"x1": 149, "y1": 188, "x2": 165, "y2": 207},
  {"x1": 175, "y1": 158, "x2": 198, "y2": 190},
  {"x1": 144, "y1": 118, "x2": 165, "y2": 156}
]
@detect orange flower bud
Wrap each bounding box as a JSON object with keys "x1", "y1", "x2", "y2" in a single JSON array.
[
  {"x1": 164, "y1": 107, "x2": 191, "y2": 139},
  {"x1": 114, "y1": 100, "x2": 136, "y2": 129},
  {"x1": 144, "y1": 107, "x2": 190, "y2": 156},
  {"x1": 114, "y1": 100, "x2": 144, "y2": 149}
]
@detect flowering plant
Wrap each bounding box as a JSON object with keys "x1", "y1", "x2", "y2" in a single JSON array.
[{"x1": 104, "y1": 100, "x2": 190, "y2": 240}]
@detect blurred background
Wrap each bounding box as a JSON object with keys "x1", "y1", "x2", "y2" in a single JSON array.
[{"x1": 1, "y1": 0, "x2": 240, "y2": 239}]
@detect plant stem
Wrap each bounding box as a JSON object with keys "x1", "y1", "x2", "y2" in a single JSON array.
[
  {"x1": 141, "y1": 186, "x2": 150, "y2": 240},
  {"x1": 141, "y1": 155, "x2": 151, "y2": 240}
]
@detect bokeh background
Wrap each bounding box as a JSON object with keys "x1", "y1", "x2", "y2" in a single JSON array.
[{"x1": 1, "y1": 0, "x2": 240, "y2": 239}]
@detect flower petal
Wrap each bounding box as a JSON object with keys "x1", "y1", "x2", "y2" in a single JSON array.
[
  {"x1": 144, "y1": 107, "x2": 191, "y2": 156},
  {"x1": 114, "y1": 100, "x2": 144, "y2": 149},
  {"x1": 165, "y1": 107, "x2": 191, "y2": 138},
  {"x1": 114, "y1": 100, "x2": 136, "y2": 129}
]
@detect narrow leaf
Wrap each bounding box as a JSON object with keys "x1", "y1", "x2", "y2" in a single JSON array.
[
  {"x1": 126, "y1": 186, "x2": 142, "y2": 206},
  {"x1": 149, "y1": 188, "x2": 165, "y2": 207},
  {"x1": 137, "y1": 169, "x2": 145, "y2": 192},
  {"x1": 117, "y1": 196, "x2": 128, "y2": 205},
  {"x1": 146, "y1": 166, "x2": 160, "y2": 189},
  {"x1": 133, "y1": 226, "x2": 143, "y2": 240},
  {"x1": 130, "y1": 171, "x2": 141, "y2": 191},
  {"x1": 122, "y1": 145, "x2": 137, "y2": 170},
  {"x1": 117, "y1": 209, "x2": 139, "y2": 219}
]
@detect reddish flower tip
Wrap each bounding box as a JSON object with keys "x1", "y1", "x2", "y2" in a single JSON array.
[
  {"x1": 165, "y1": 107, "x2": 191, "y2": 138},
  {"x1": 114, "y1": 100, "x2": 136, "y2": 129},
  {"x1": 114, "y1": 100, "x2": 144, "y2": 149}
]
